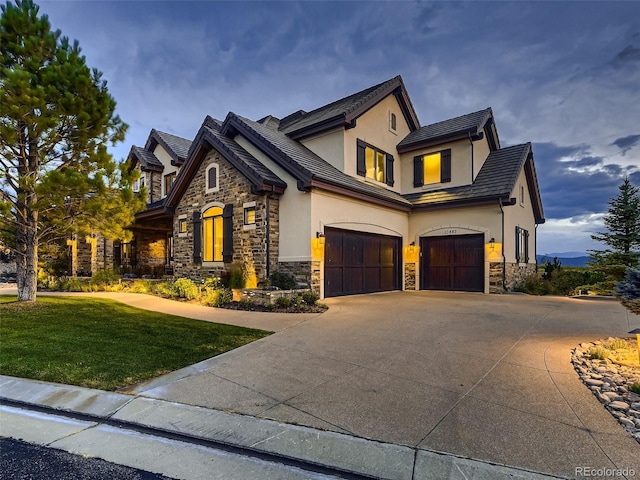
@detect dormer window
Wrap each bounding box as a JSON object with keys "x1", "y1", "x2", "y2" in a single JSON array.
[
  {"x1": 413, "y1": 149, "x2": 451, "y2": 187},
  {"x1": 356, "y1": 139, "x2": 395, "y2": 186}
]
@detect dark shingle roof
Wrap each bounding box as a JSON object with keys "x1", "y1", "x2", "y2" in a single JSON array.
[
  {"x1": 398, "y1": 108, "x2": 492, "y2": 149},
  {"x1": 130, "y1": 145, "x2": 163, "y2": 171},
  {"x1": 202, "y1": 122, "x2": 286, "y2": 188},
  {"x1": 405, "y1": 143, "x2": 531, "y2": 207},
  {"x1": 278, "y1": 76, "x2": 418, "y2": 137},
  {"x1": 153, "y1": 130, "x2": 192, "y2": 160},
  {"x1": 229, "y1": 114, "x2": 411, "y2": 207}
]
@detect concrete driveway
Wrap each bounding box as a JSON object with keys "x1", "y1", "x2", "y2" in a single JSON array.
[{"x1": 122, "y1": 292, "x2": 638, "y2": 477}]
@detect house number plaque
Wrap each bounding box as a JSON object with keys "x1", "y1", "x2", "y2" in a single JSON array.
[{"x1": 443, "y1": 229, "x2": 458, "y2": 235}]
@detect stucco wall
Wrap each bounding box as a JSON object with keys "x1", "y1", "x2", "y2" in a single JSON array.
[
  {"x1": 400, "y1": 135, "x2": 491, "y2": 194},
  {"x1": 154, "y1": 144, "x2": 179, "y2": 198},
  {"x1": 343, "y1": 95, "x2": 412, "y2": 193},
  {"x1": 503, "y1": 168, "x2": 537, "y2": 264},
  {"x1": 299, "y1": 128, "x2": 345, "y2": 171}
]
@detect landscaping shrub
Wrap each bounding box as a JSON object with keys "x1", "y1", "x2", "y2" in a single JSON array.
[
  {"x1": 606, "y1": 338, "x2": 630, "y2": 351},
  {"x1": 200, "y1": 288, "x2": 232, "y2": 307},
  {"x1": 61, "y1": 278, "x2": 84, "y2": 292},
  {"x1": 301, "y1": 291, "x2": 319, "y2": 306},
  {"x1": 91, "y1": 269, "x2": 120, "y2": 286},
  {"x1": 515, "y1": 273, "x2": 550, "y2": 295},
  {"x1": 153, "y1": 281, "x2": 175, "y2": 298},
  {"x1": 616, "y1": 266, "x2": 640, "y2": 314},
  {"x1": 270, "y1": 271, "x2": 296, "y2": 290},
  {"x1": 589, "y1": 347, "x2": 610, "y2": 360},
  {"x1": 630, "y1": 383, "x2": 640, "y2": 395},
  {"x1": 128, "y1": 280, "x2": 154, "y2": 294},
  {"x1": 226, "y1": 263, "x2": 246, "y2": 289},
  {"x1": 171, "y1": 278, "x2": 199, "y2": 299},
  {"x1": 276, "y1": 296, "x2": 291, "y2": 308}
]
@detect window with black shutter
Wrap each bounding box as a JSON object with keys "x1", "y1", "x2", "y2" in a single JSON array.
[
  {"x1": 356, "y1": 139, "x2": 391, "y2": 184},
  {"x1": 413, "y1": 149, "x2": 452, "y2": 187}
]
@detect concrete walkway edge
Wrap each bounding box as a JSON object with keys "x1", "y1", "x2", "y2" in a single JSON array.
[{"x1": 0, "y1": 375, "x2": 563, "y2": 479}]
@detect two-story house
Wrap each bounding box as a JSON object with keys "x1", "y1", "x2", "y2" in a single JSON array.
[{"x1": 115, "y1": 75, "x2": 544, "y2": 296}]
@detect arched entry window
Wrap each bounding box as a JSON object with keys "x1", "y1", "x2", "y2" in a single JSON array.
[{"x1": 203, "y1": 206, "x2": 223, "y2": 262}]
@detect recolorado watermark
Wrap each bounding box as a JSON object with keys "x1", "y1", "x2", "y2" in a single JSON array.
[{"x1": 575, "y1": 466, "x2": 636, "y2": 477}]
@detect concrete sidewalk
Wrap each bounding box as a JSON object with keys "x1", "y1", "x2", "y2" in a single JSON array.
[{"x1": 0, "y1": 375, "x2": 559, "y2": 479}]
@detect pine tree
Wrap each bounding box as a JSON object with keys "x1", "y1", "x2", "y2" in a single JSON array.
[
  {"x1": 0, "y1": 0, "x2": 143, "y2": 301},
  {"x1": 590, "y1": 177, "x2": 640, "y2": 268}
]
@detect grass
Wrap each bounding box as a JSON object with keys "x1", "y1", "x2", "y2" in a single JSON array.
[{"x1": 0, "y1": 295, "x2": 271, "y2": 391}]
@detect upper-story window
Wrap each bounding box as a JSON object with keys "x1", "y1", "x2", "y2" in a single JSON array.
[
  {"x1": 164, "y1": 172, "x2": 176, "y2": 196},
  {"x1": 413, "y1": 149, "x2": 451, "y2": 187},
  {"x1": 133, "y1": 175, "x2": 144, "y2": 193},
  {"x1": 520, "y1": 184, "x2": 525, "y2": 206},
  {"x1": 206, "y1": 163, "x2": 219, "y2": 193},
  {"x1": 356, "y1": 139, "x2": 395, "y2": 186},
  {"x1": 390, "y1": 112, "x2": 397, "y2": 132}
]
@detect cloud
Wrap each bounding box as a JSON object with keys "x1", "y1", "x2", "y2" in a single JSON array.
[
  {"x1": 611, "y1": 44, "x2": 640, "y2": 69},
  {"x1": 610, "y1": 134, "x2": 640, "y2": 155}
]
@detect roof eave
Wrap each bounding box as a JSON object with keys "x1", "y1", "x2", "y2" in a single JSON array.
[
  {"x1": 310, "y1": 179, "x2": 412, "y2": 212},
  {"x1": 397, "y1": 130, "x2": 477, "y2": 153},
  {"x1": 410, "y1": 194, "x2": 514, "y2": 211}
]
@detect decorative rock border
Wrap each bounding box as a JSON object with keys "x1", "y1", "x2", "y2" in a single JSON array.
[{"x1": 572, "y1": 338, "x2": 640, "y2": 444}]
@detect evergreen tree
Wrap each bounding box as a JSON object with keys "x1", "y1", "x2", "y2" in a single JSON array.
[
  {"x1": 0, "y1": 0, "x2": 143, "y2": 301},
  {"x1": 590, "y1": 177, "x2": 640, "y2": 268}
]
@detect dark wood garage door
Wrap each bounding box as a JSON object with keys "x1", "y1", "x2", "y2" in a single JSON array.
[
  {"x1": 420, "y1": 234, "x2": 484, "y2": 292},
  {"x1": 324, "y1": 228, "x2": 401, "y2": 297}
]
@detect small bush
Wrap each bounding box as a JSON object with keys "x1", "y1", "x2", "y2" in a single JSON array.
[
  {"x1": 203, "y1": 277, "x2": 224, "y2": 289},
  {"x1": 276, "y1": 296, "x2": 291, "y2": 308},
  {"x1": 200, "y1": 288, "x2": 232, "y2": 307},
  {"x1": 226, "y1": 263, "x2": 246, "y2": 289},
  {"x1": 172, "y1": 278, "x2": 199, "y2": 299},
  {"x1": 301, "y1": 291, "x2": 319, "y2": 306},
  {"x1": 153, "y1": 281, "x2": 175, "y2": 298},
  {"x1": 61, "y1": 278, "x2": 84, "y2": 292},
  {"x1": 270, "y1": 271, "x2": 296, "y2": 290},
  {"x1": 91, "y1": 269, "x2": 120, "y2": 286},
  {"x1": 630, "y1": 383, "x2": 640, "y2": 395},
  {"x1": 606, "y1": 338, "x2": 630, "y2": 351},
  {"x1": 515, "y1": 274, "x2": 550, "y2": 295},
  {"x1": 238, "y1": 299, "x2": 253, "y2": 310},
  {"x1": 128, "y1": 280, "x2": 153, "y2": 293},
  {"x1": 589, "y1": 347, "x2": 610, "y2": 360}
]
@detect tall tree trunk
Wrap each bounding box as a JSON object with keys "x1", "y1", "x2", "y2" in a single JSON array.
[{"x1": 16, "y1": 208, "x2": 38, "y2": 302}]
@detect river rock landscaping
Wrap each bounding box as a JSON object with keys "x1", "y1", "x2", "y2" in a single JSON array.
[{"x1": 572, "y1": 337, "x2": 640, "y2": 444}]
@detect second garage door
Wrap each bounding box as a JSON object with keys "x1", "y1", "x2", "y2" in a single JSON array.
[
  {"x1": 324, "y1": 228, "x2": 401, "y2": 297},
  {"x1": 420, "y1": 234, "x2": 484, "y2": 292}
]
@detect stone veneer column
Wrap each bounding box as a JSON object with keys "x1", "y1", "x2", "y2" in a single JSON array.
[
  {"x1": 404, "y1": 263, "x2": 416, "y2": 290},
  {"x1": 489, "y1": 262, "x2": 504, "y2": 293}
]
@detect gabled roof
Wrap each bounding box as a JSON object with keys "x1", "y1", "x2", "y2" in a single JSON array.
[
  {"x1": 165, "y1": 117, "x2": 287, "y2": 210},
  {"x1": 278, "y1": 75, "x2": 420, "y2": 140},
  {"x1": 397, "y1": 108, "x2": 499, "y2": 152},
  {"x1": 222, "y1": 113, "x2": 412, "y2": 210},
  {"x1": 127, "y1": 145, "x2": 164, "y2": 172},
  {"x1": 405, "y1": 143, "x2": 545, "y2": 223},
  {"x1": 144, "y1": 129, "x2": 192, "y2": 166}
]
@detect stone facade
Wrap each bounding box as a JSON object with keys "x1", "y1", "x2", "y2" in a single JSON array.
[
  {"x1": 489, "y1": 262, "x2": 504, "y2": 294},
  {"x1": 172, "y1": 149, "x2": 280, "y2": 285},
  {"x1": 504, "y1": 262, "x2": 537, "y2": 291},
  {"x1": 75, "y1": 237, "x2": 96, "y2": 276},
  {"x1": 276, "y1": 261, "x2": 321, "y2": 294},
  {"x1": 95, "y1": 237, "x2": 114, "y2": 271},
  {"x1": 404, "y1": 263, "x2": 416, "y2": 290}
]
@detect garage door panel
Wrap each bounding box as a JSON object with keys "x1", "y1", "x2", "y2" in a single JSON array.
[
  {"x1": 421, "y1": 234, "x2": 484, "y2": 292},
  {"x1": 324, "y1": 228, "x2": 400, "y2": 297}
]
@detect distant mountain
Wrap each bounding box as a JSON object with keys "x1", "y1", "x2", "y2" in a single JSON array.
[
  {"x1": 541, "y1": 251, "x2": 587, "y2": 258},
  {"x1": 537, "y1": 255, "x2": 590, "y2": 267}
]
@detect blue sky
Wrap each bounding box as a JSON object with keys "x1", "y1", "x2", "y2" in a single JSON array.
[{"x1": 37, "y1": 0, "x2": 640, "y2": 255}]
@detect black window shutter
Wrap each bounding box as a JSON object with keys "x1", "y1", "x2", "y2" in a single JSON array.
[
  {"x1": 441, "y1": 149, "x2": 452, "y2": 183},
  {"x1": 524, "y1": 230, "x2": 530, "y2": 263},
  {"x1": 192, "y1": 211, "x2": 202, "y2": 264},
  {"x1": 356, "y1": 140, "x2": 366, "y2": 177},
  {"x1": 413, "y1": 155, "x2": 423, "y2": 187},
  {"x1": 222, "y1": 204, "x2": 233, "y2": 263},
  {"x1": 515, "y1": 227, "x2": 520, "y2": 263},
  {"x1": 385, "y1": 153, "x2": 395, "y2": 186}
]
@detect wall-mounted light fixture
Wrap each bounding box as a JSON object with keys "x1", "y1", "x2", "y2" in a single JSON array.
[
  {"x1": 489, "y1": 237, "x2": 495, "y2": 250},
  {"x1": 409, "y1": 241, "x2": 416, "y2": 253},
  {"x1": 316, "y1": 231, "x2": 325, "y2": 246}
]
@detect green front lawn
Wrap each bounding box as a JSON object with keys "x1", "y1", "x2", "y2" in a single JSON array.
[{"x1": 0, "y1": 296, "x2": 271, "y2": 391}]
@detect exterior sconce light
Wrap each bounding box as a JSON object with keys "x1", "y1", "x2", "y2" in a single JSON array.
[
  {"x1": 316, "y1": 232, "x2": 325, "y2": 246},
  {"x1": 630, "y1": 328, "x2": 640, "y2": 365},
  {"x1": 489, "y1": 238, "x2": 495, "y2": 250},
  {"x1": 409, "y1": 241, "x2": 416, "y2": 253}
]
